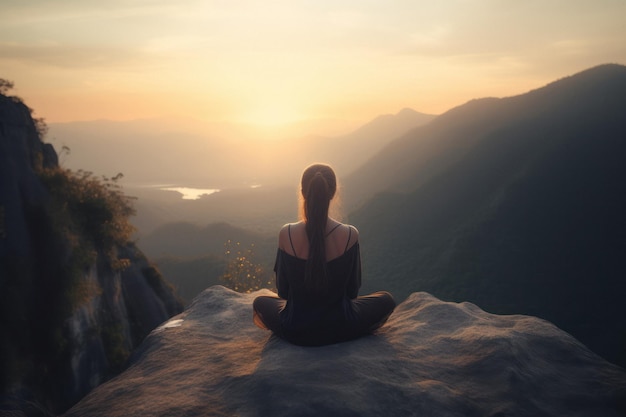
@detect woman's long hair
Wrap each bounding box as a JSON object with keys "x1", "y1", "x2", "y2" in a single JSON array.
[{"x1": 301, "y1": 163, "x2": 337, "y2": 291}]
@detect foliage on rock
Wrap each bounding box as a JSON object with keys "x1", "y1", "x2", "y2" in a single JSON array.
[
  {"x1": 37, "y1": 168, "x2": 135, "y2": 277},
  {"x1": 220, "y1": 240, "x2": 273, "y2": 293}
]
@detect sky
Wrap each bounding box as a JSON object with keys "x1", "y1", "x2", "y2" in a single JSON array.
[{"x1": 1, "y1": 0, "x2": 625, "y2": 127}]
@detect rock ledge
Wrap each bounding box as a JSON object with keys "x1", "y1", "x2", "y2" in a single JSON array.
[{"x1": 65, "y1": 286, "x2": 626, "y2": 417}]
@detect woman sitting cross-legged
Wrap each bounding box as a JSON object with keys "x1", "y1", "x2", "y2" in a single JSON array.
[{"x1": 253, "y1": 163, "x2": 396, "y2": 346}]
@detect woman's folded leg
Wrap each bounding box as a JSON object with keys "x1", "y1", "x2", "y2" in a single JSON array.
[
  {"x1": 253, "y1": 296, "x2": 285, "y2": 333},
  {"x1": 351, "y1": 291, "x2": 396, "y2": 333}
]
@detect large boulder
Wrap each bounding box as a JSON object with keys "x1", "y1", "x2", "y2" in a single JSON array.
[{"x1": 65, "y1": 286, "x2": 626, "y2": 417}]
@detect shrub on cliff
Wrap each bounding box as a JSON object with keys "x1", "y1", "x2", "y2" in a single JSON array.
[
  {"x1": 39, "y1": 167, "x2": 135, "y2": 270},
  {"x1": 37, "y1": 168, "x2": 136, "y2": 281}
]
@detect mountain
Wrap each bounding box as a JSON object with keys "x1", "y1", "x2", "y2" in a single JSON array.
[
  {"x1": 64, "y1": 286, "x2": 626, "y2": 417},
  {"x1": 345, "y1": 64, "x2": 626, "y2": 206},
  {"x1": 349, "y1": 64, "x2": 626, "y2": 367},
  {"x1": 0, "y1": 87, "x2": 183, "y2": 414},
  {"x1": 139, "y1": 221, "x2": 277, "y2": 305},
  {"x1": 312, "y1": 108, "x2": 436, "y2": 177},
  {"x1": 139, "y1": 221, "x2": 273, "y2": 259},
  {"x1": 153, "y1": 255, "x2": 226, "y2": 306}
]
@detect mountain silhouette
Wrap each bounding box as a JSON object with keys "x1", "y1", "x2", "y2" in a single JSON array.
[
  {"x1": 349, "y1": 64, "x2": 626, "y2": 367},
  {"x1": 140, "y1": 221, "x2": 272, "y2": 259}
]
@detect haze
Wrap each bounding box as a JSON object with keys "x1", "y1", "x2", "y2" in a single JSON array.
[{"x1": 2, "y1": 1, "x2": 625, "y2": 128}]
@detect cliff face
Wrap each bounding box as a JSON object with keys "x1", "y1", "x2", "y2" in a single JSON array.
[
  {"x1": 65, "y1": 286, "x2": 626, "y2": 417},
  {"x1": 0, "y1": 93, "x2": 55, "y2": 258},
  {"x1": 0, "y1": 93, "x2": 183, "y2": 415}
]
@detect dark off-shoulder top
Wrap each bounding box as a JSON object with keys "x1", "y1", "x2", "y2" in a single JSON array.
[{"x1": 273, "y1": 242, "x2": 362, "y2": 344}]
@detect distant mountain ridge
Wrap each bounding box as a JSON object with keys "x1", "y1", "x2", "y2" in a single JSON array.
[
  {"x1": 138, "y1": 221, "x2": 277, "y2": 305},
  {"x1": 345, "y1": 64, "x2": 626, "y2": 205},
  {"x1": 349, "y1": 63, "x2": 626, "y2": 367},
  {"x1": 48, "y1": 108, "x2": 435, "y2": 190},
  {"x1": 140, "y1": 221, "x2": 275, "y2": 259}
]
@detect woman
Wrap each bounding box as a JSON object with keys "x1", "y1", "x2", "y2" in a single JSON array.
[{"x1": 253, "y1": 163, "x2": 396, "y2": 346}]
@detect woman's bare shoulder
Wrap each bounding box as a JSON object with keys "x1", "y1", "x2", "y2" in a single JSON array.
[
  {"x1": 344, "y1": 224, "x2": 359, "y2": 248},
  {"x1": 279, "y1": 221, "x2": 304, "y2": 234},
  {"x1": 346, "y1": 223, "x2": 359, "y2": 235},
  {"x1": 278, "y1": 221, "x2": 304, "y2": 252}
]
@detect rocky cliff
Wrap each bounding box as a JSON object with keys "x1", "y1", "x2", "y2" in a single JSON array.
[
  {"x1": 0, "y1": 90, "x2": 183, "y2": 415},
  {"x1": 65, "y1": 286, "x2": 626, "y2": 417}
]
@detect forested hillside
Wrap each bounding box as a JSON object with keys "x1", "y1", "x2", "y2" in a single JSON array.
[{"x1": 350, "y1": 64, "x2": 626, "y2": 367}]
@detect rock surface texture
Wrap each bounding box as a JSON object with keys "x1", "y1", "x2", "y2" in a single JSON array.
[{"x1": 66, "y1": 286, "x2": 626, "y2": 417}]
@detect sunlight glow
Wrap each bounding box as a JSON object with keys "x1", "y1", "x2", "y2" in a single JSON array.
[{"x1": 242, "y1": 104, "x2": 305, "y2": 126}]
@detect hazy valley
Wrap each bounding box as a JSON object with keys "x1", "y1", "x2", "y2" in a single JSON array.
[{"x1": 47, "y1": 108, "x2": 438, "y2": 309}]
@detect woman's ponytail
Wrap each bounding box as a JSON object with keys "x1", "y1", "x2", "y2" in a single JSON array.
[{"x1": 301, "y1": 164, "x2": 337, "y2": 291}]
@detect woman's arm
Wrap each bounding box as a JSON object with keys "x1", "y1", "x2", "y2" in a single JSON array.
[
  {"x1": 346, "y1": 242, "x2": 362, "y2": 299},
  {"x1": 274, "y1": 250, "x2": 289, "y2": 299},
  {"x1": 275, "y1": 226, "x2": 291, "y2": 299}
]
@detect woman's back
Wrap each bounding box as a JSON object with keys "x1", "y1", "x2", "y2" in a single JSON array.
[
  {"x1": 278, "y1": 220, "x2": 359, "y2": 262},
  {"x1": 274, "y1": 240, "x2": 362, "y2": 345}
]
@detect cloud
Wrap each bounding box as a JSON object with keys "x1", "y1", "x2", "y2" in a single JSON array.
[
  {"x1": 1, "y1": 0, "x2": 175, "y2": 24},
  {"x1": 0, "y1": 41, "x2": 152, "y2": 69}
]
